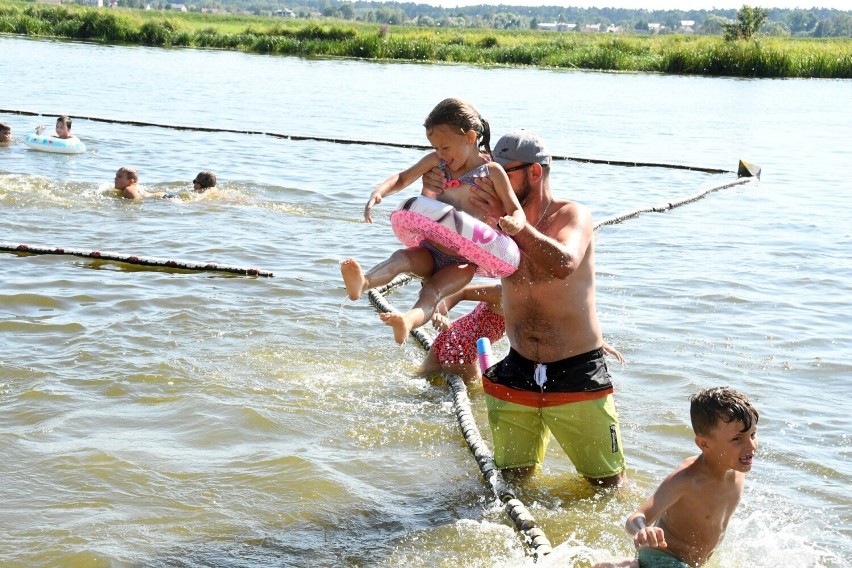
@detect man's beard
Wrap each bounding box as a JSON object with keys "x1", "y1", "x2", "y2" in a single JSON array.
[{"x1": 515, "y1": 176, "x2": 533, "y2": 206}]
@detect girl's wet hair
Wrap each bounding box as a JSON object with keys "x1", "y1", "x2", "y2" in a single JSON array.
[
  {"x1": 423, "y1": 98, "x2": 492, "y2": 156},
  {"x1": 57, "y1": 115, "x2": 72, "y2": 129},
  {"x1": 690, "y1": 386, "x2": 759, "y2": 436}
]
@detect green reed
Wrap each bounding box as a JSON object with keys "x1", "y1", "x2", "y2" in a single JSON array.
[{"x1": 1, "y1": 1, "x2": 849, "y2": 79}]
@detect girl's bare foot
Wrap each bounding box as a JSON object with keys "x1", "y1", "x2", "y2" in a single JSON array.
[
  {"x1": 340, "y1": 258, "x2": 368, "y2": 300},
  {"x1": 379, "y1": 312, "x2": 412, "y2": 345}
]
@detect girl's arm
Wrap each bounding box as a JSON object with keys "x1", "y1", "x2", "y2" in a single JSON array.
[
  {"x1": 485, "y1": 164, "x2": 525, "y2": 235},
  {"x1": 365, "y1": 153, "x2": 440, "y2": 223}
]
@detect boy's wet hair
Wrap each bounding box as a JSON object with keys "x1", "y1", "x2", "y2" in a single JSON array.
[
  {"x1": 690, "y1": 387, "x2": 759, "y2": 436},
  {"x1": 0, "y1": 122, "x2": 10, "y2": 132},
  {"x1": 56, "y1": 115, "x2": 73, "y2": 129},
  {"x1": 117, "y1": 166, "x2": 138, "y2": 181},
  {"x1": 195, "y1": 171, "x2": 216, "y2": 189},
  {"x1": 423, "y1": 98, "x2": 492, "y2": 156}
]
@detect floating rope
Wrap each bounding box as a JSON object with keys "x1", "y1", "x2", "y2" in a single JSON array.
[
  {"x1": 594, "y1": 174, "x2": 756, "y2": 230},
  {"x1": 1, "y1": 108, "x2": 732, "y2": 174},
  {"x1": 368, "y1": 276, "x2": 554, "y2": 559},
  {"x1": 0, "y1": 242, "x2": 273, "y2": 277}
]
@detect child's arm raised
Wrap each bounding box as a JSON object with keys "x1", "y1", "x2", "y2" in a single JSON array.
[
  {"x1": 484, "y1": 163, "x2": 525, "y2": 235},
  {"x1": 364, "y1": 153, "x2": 440, "y2": 223}
]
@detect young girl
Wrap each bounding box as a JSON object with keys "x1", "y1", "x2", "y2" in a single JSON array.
[{"x1": 341, "y1": 98, "x2": 525, "y2": 344}]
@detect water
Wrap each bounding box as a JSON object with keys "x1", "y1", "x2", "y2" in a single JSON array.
[{"x1": 1, "y1": 36, "x2": 850, "y2": 567}]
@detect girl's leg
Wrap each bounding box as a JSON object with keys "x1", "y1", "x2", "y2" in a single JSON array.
[
  {"x1": 380, "y1": 263, "x2": 476, "y2": 344},
  {"x1": 341, "y1": 247, "x2": 434, "y2": 300}
]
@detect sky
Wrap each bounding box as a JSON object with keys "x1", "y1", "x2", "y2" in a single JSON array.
[{"x1": 422, "y1": 1, "x2": 849, "y2": 10}]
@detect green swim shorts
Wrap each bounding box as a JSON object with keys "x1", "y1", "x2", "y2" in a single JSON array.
[
  {"x1": 482, "y1": 347, "x2": 625, "y2": 478},
  {"x1": 637, "y1": 547, "x2": 690, "y2": 568}
]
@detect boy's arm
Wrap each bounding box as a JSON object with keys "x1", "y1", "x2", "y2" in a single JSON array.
[
  {"x1": 365, "y1": 153, "x2": 439, "y2": 223},
  {"x1": 626, "y1": 471, "x2": 687, "y2": 550}
]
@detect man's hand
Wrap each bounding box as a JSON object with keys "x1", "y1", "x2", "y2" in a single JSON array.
[
  {"x1": 470, "y1": 176, "x2": 508, "y2": 221},
  {"x1": 421, "y1": 166, "x2": 446, "y2": 199}
]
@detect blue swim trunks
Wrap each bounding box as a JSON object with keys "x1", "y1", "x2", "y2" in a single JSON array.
[{"x1": 637, "y1": 547, "x2": 690, "y2": 568}]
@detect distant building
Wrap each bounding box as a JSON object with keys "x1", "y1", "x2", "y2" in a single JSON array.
[
  {"x1": 679, "y1": 20, "x2": 696, "y2": 33},
  {"x1": 538, "y1": 22, "x2": 577, "y2": 32},
  {"x1": 648, "y1": 22, "x2": 665, "y2": 33},
  {"x1": 582, "y1": 23, "x2": 601, "y2": 32},
  {"x1": 169, "y1": 3, "x2": 187, "y2": 11},
  {"x1": 275, "y1": 8, "x2": 295, "y2": 18},
  {"x1": 606, "y1": 24, "x2": 621, "y2": 33}
]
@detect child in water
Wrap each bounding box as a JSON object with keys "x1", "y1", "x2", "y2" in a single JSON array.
[
  {"x1": 594, "y1": 386, "x2": 759, "y2": 568},
  {"x1": 341, "y1": 98, "x2": 525, "y2": 344},
  {"x1": 36, "y1": 115, "x2": 78, "y2": 140}
]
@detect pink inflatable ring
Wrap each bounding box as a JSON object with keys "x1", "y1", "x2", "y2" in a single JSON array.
[{"x1": 390, "y1": 196, "x2": 520, "y2": 278}]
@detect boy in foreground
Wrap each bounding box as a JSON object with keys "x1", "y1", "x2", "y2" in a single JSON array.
[{"x1": 594, "y1": 387, "x2": 759, "y2": 568}]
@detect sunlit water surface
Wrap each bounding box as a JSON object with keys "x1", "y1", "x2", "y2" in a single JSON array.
[{"x1": 0, "y1": 36, "x2": 849, "y2": 567}]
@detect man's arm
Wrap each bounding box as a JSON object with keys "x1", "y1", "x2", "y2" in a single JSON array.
[
  {"x1": 512, "y1": 203, "x2": 591, "y2": 280},
  {"x1": 469, "y1": 177, "x2": 590, "y2": 280}
]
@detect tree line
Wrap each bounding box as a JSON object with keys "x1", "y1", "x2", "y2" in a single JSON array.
[{"x1": 107, "y1": 0, "x2": 852, "y2": 38}]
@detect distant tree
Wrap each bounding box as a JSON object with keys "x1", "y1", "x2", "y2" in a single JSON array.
[
  {"x1": 417, "y1": 14, "x2": 434, "y2": 27},
  {"x1": 763, "y1": 21, "x2": 790, "y2": 36},
  {"x1": 813, "y1": 13, "x2": 852, "y2": 37},
  {"x1": 699, "y1": 14, "x2": 726, "y2": 35},
  {"x1": 787, "y1": 9, "x2": 817, "y2": 35},
  {"x1": 723, "y1": 5, "x2": 769, "y2": 41},
  {"x1": 339, "y1": 2, "x2": 354, "y2": 20},
  {"x1": 634, "y1": 19, "x2": 648, "y2": 31},
  {"x1": 530, "y1": 16, "x2": 538, "y2": 29}
]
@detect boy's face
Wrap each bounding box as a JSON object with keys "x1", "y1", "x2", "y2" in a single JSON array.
[
  {"x1": 699, "y1": 419, "x2": 757, "y2": 473},
  {"x1": 0, "y1": 128, "x2": 11, "y2": 143},
  {"x1": 114, "y1": 171, "x2": 134, "y2": 190}
]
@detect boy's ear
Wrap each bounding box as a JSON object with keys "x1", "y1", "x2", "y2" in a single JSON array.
[{"x1": 695, "y1": 435, "x2": 709, "y2": 451}]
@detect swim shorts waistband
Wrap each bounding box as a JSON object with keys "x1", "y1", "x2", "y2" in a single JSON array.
[{"x1": 483, "y1": 346, "x2": 613, "y2": 401}]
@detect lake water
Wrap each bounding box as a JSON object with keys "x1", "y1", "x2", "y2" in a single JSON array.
[{"x1": 0, "y1": 35, "x2": 849, "y2": 567}]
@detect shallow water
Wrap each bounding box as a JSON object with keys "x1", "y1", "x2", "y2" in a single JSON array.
[{"x1": 1, "y1": 36, "x2": 850, "y2": 566}]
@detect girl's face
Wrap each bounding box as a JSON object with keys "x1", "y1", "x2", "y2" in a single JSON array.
[
  {"x1": 426, "y1": 124, "x2": 477, "y2": 173},
  {"x1": 55, "y1": 121, "x2": 71, "y2": 139}
]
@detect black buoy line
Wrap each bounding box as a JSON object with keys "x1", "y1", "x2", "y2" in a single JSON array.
[
  {"x1": 368, "y1": 276, "x2": 554, "y2": 559},
  {"x1": 364, "y1": 165, "x2": 760, "y2": 559},
  {"x1": 2, "y1": 108, "x2": 734, "y2": 174},
  {"x1": 0, "y1": 243, "x2": 272, "y2": 277}
]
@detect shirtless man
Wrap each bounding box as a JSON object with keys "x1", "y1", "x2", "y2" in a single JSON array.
[{"x1": 425, "y1": 130, "x2": 626, "y2": 487}]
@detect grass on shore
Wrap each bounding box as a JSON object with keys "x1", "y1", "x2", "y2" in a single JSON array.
[{"x1": 1, "y1": 1, "x2": 851, "y2": 78}]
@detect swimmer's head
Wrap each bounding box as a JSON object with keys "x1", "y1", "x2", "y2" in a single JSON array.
[
  {"x1": 55, "y1": 115, "x2": 73, "y2": 139},
  {"x1": 193, "y1": 171, "x2": 217, "y2": 191},
  {"x1": 115, "y1": 166, "x2": 138, "y2": 189},
  {"x1": 0, "y1": 122, "x2": 11, "y2": 144}
]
